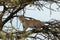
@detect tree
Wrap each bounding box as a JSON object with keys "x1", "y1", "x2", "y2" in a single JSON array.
[{"x1": 0, "y1": 0, "x2": 60, "y2": 40}]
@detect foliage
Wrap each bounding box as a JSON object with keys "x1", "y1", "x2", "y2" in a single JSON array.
[{"x1": 0, "y1": 0, "x2": 60, "y2": 40}]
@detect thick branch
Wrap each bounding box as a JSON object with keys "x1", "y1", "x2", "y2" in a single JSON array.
[
  {"x1": 3, "y1": 4, "x2": 27, "y2": 25},
  {"x1": 2, "y1": 0, "x2": 38, "y2": 29}
]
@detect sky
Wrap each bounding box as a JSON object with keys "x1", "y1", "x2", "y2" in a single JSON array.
[{"x1": 24, "y1": 3, "x2": 60, "y2": 21}]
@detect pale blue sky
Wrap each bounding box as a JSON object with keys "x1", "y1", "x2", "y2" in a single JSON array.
[{"x1": 24, "y1": 3, "x2": 60, "y2": 21}]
